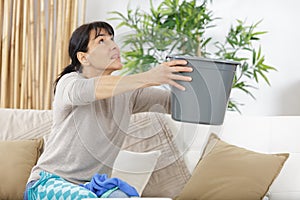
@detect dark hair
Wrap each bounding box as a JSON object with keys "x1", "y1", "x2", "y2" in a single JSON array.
[{"x1": 53, "y1": 21, "x2": 114, "y2": 94}]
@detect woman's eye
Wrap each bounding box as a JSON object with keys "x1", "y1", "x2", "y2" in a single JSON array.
[{"x1": 99, "y1": 39, "x2": 104, "y2": 44}]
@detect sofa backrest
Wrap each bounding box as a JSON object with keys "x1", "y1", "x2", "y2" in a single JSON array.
[{"x1": 0, "y1": 108, "x2": 52, "y2": 141}]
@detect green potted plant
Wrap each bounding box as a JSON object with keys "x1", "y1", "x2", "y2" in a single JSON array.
[{"x1": 109, "y1": 0, "x2": 276, "y2": 114}]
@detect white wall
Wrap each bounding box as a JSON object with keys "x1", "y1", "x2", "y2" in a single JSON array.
[{"x1": 85, "y1": 0, "x2": 300, "y2": 116}]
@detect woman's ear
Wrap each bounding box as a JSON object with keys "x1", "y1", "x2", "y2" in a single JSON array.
[{"x1": 77, "y1": 52, "x2": 89, "y2": 66}]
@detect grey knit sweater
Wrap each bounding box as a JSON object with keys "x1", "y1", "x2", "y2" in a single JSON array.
[{"x1": 28, "y1": 72, "x2": 170, "y2": 184}]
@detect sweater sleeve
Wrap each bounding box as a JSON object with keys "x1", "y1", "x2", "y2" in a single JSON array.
[
  {"x1": 131, "y1": 87, "x2": 171, "y2": 114},
  {"x1": 55, "y1": 72, "x2": 96, "y2": 106}
]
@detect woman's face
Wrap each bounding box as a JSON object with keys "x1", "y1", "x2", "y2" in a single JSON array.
[{"x1": 85, "y1": 28, "x2": 122, "y2": 74}]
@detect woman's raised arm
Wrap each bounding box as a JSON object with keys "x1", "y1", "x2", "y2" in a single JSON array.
[{"x1": 94, "y1": 60, "x2": 192, "y2": 100}]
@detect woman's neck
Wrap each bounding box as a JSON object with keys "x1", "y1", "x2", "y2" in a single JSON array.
[{"x1": 81, "y1": 66, "x2": 114, "y2": 78}]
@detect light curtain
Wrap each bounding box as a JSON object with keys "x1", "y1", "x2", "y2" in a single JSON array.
[{"x1": 0, "y1": 0, "x2": 86, "y2": 109}]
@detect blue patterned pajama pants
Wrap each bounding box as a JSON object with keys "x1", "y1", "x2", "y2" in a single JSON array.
[{"x1": 24, "y1": 171, "x2": 128, "y2": 199}]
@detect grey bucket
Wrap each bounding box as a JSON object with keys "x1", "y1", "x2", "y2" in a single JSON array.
[{"x1": 168, "y1": 55, "x2": 239, "y2": 125}]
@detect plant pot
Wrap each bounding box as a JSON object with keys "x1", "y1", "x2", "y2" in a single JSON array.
[{"x1": 167, "y1": 55, "x2": 239, "y2": 125}]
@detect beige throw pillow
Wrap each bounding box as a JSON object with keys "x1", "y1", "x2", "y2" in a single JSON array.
[
  {"x1": 176, "y1": 133, "x2": 289, "y2": 200},
  {"x1": 0, "y1": 138, "x2": 44, "y2": 200}
]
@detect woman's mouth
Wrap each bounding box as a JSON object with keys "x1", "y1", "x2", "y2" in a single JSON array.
[{"x1": 111, "y1": 54, "x2": 120, "y2": 59}]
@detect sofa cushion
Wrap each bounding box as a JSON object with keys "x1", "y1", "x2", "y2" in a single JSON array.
[
  {"x1": 176, "y1": 133, "x2": 289, "y2": 200},
  {"x1": 0, "y1": 138, "x2": 44, "y2": 200},
  {"x1": 123, "y1": 112, "x2": 191, "y2": 198}
]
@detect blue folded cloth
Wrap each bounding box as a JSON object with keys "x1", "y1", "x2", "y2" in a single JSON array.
[{"x1": 80, "y1": 173, "x2": 139, "y2": 197}]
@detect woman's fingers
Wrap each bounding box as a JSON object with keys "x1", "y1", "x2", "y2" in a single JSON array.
[
  {"x1": 170, "y1": 73, "x2": 193, "y2": 82},
  {"x1": 164, "y1": 59, "x2": 188, "y2": 66},
  {"x1": 170, "y1": 66, "x2": 193, "y2": 73},
  {"x1": 149, "y1": 60, "x2": 193, "y2": 90},
  {"x1": 168, "y1": 80, "x2": 186, "y2": 91},
  {"x1": 162, "y1": 60, "x2": 193, "y2": 91},
  {"x1": 164, "y1": 60, "x2": 193, "y2": 73}
]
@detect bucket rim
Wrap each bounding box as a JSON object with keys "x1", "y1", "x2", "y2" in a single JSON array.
[{"x1": 167, "y1": 55, "x2": 240, "y2": 66}]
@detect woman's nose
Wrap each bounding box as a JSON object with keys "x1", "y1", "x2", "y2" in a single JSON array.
[{"x1": 109, "y1": 40, "x2": 118, "y2": 50}]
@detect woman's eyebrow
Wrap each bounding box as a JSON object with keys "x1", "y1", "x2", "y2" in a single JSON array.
[
  {"x1": 94, "y1": 33, "x2": 109, "y2": 39},
  {"x1": 95, "y1": 32, "x2": 111, "y2": 39},
  {"x1": 94, "y1": 34, "x2": 114, "y2": 42}
]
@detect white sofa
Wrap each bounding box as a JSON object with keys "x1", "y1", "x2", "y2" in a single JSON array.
[
  {"x1": 164, "y1": 112, "x2": 300, "y2": 200},
  {"x1": 0, "y1": 108, "x2": 299, "y2": 200}
]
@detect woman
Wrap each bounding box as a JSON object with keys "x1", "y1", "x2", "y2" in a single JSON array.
[{"x1": 24, "y1": 21, "x2": 192, "y2": 199}]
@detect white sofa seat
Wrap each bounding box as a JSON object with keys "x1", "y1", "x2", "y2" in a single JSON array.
[{"x1": 165, "y1": 112, "x2": 300, "y2": 200}]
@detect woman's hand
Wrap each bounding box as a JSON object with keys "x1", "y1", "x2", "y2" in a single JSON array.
[{"x1": 145, "y1": 59, "x2": 193, "y2": 91}]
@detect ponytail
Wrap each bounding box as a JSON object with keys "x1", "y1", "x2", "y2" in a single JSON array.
[{"x1": 53, "y1": 63, "x2": 79, "y2": 94}]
